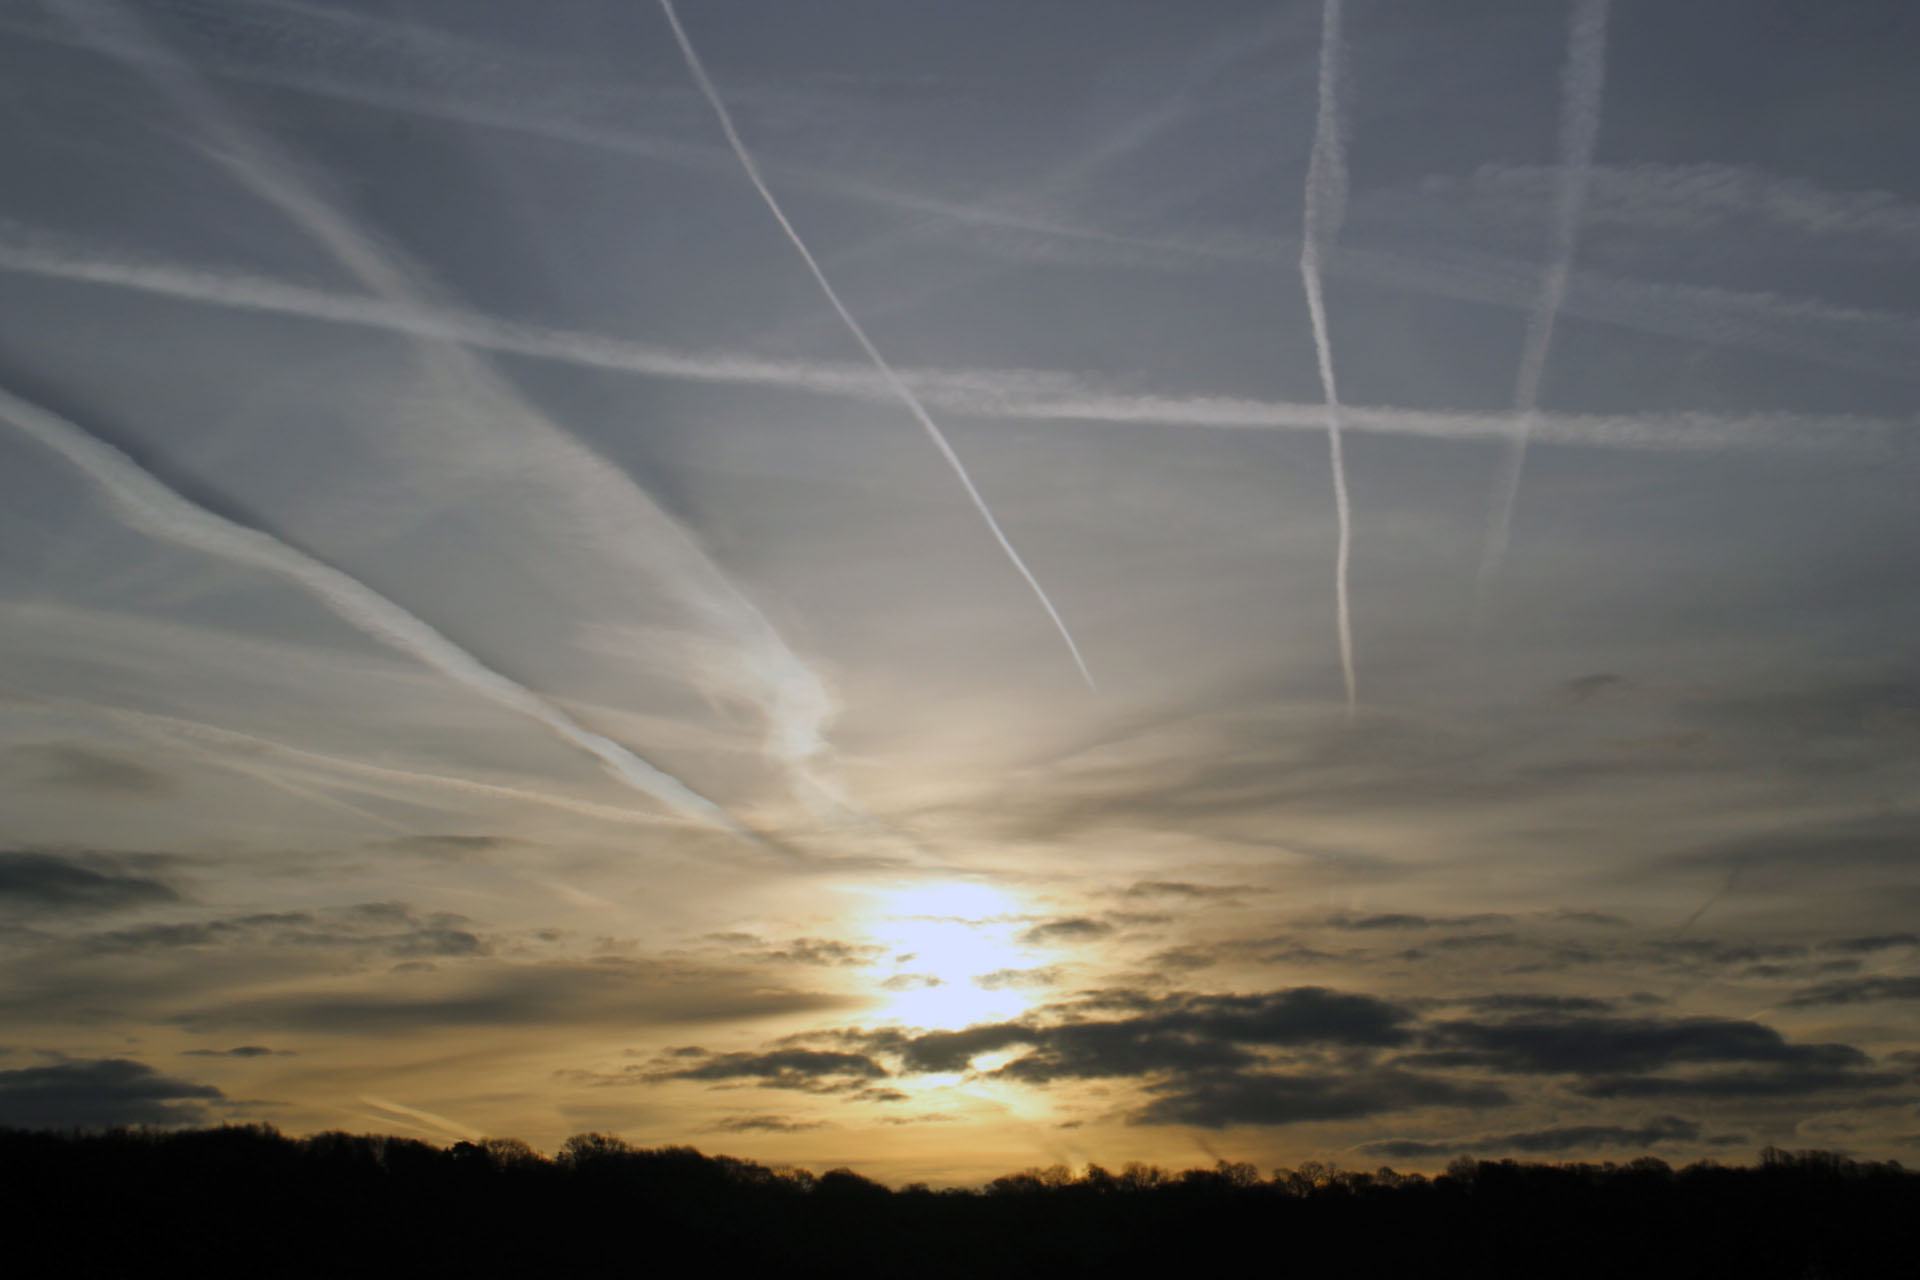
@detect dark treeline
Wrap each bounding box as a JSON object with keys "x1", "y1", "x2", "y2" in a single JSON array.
[{"x1": 1, "y1": 1127, "x2": 1913, "y2": 1278}]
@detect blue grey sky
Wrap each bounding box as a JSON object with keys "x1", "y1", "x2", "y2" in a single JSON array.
[{"x1": 0, "y1": 0, "x2": 1915, "y2": 1181}]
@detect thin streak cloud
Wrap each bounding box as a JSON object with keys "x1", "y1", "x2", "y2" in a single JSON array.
[{"x1": 657, "y1": 0, "x2": 1096, "y2": 692}]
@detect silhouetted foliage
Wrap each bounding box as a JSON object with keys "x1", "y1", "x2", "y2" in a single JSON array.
[{"x1": 0, "y1": 1125, "x2": 1911, "y2": 1277}]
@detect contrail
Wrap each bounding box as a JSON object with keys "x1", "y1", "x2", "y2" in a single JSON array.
[
  {"x1": 1298, "y1": 0, "x2": 1356, "y2": 719},
  {"x1": 0, "y1": 683, "x2": 696, "y2": 831},
  {"x1": 44, "y1": 0, "x2": 849, "y2": 825},
  {"x1": 656, "y1": 0, "x2": 1096, "y2": 692},
  {"x1": 4, "y1": 232, "x2": 1910, "y2": 458},
  {"x1": 12, "y1": 6, "x2": 1918, "y2": 377},
  {"x1": 1476, "y1": 0, "x2": 1611, "y2": 605},
  {"x1": 0, "y1": 382, "x2": 760, "y2": 844}
]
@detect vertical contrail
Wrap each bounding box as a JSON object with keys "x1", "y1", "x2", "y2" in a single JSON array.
[
  {"x1": 1298, "y1": 0, "x2": 1356, "y2": 719},
  {"x1": 1476, "y1": 0, "x2": 1611, "y2": 604},
  {"x1": 0, "y1": 383, "x2": 761, "y2": 845},
  {"x1": 656, "y1": 0, "x2": 1096, "y2": 692}
]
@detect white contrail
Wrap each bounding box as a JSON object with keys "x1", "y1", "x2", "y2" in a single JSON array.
[
  {"x1": 11, "y1": 6, "x2": 1917, "y2": 378},
  {"x1": 0, "y1": 683, "x2": 695, "y2": 831},
  {"x1": 0, "y1": 383, "x2": 760, "y2": 845},
  {"x1": 44, "y1": 0, "x2": 848, "y2": 823},
  {"x1": 1477, "y1": 0, "x2": 1612, "y2": 604},
  {"x1": 656, "y1": 0, "x2": 1096, "y2": 692},
  {"x1": 1298, "y1": 0, "x2": 1356, "y2": 719},
  {"x1": 5, "y1": 232, "x2": 1910, "y2": 457}
]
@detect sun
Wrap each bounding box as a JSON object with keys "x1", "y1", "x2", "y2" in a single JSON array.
[{"x1": 857, "y1": 882, "x2": 1039, "y2": 1029}]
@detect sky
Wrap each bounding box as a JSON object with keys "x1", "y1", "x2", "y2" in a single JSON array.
[{"x1": 0, "y1": 0, "x2": 1916, "y2": 1186}]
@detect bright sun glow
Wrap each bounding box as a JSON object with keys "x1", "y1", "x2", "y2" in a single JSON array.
[{"x1": 860, "y1": 883, "x2": 1039, "y2": 1030}]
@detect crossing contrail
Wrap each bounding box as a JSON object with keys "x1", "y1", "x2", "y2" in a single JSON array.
[
  {"x1": 1477, "y1": 0, "x2": 1612, "y2": 605},
  {"x1": 657, "y1": 0, "x2": 1096, "y2": 692},
  {"x1": 1299, "y1": 0, "x2": 1356, "y2": 719},
  {"x1": 0, "y1": 382, "x2": 761, "y2": 845},
  {"x1": 5, "y1": 232, "x2": 1909, "y2": 458},
  {"x1": 44, "y1": 0, "x2": 850, "y2": 827}
]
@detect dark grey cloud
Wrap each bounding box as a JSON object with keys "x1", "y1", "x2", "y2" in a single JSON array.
[
  {"x1": 0, "y1": 851, "x2": 178, "y2": 913},
  {"x1": 1325, "y1": 912, "x2": 1511, "y2": 931},
  {"x1": 1575, "y1": 1069, "x2": 1908, "y2": 1099},
  {"x1": 1819, "y1": 934, "x2": 1920, "y2": 954},
  {"x1": 15, "y1": 745, "x2": 171, "y2": 795},
  {"x1": 180, "y1": 1045, "x2": 286, "y2": 1058},
  {"x1": 1122, "y1": 882, "x2": 1257, "y2": 901},
  {"x1": 80, "y1": 903, "x2": 489, "y2": 959},
  {"x1": 878, "y1": 973, "x2": 942, "y2": 991},
  {"x1": 756, "y1": 937, "x2": 887, "y2": 967},
  {"x1": 712, "y1": 1114, "x2": 826, "y2": 1133},
  {"x1": 1416, "y1": 1012, "x2": 1868, "y2": 1075},
  {"x1": 1459, "y1": 994, "x2": 1617, "y2": 1015},
  {"x1": 1667, "y1": 814, "x2": 1920, "y2": 876},
  {"x1": 1784, "y1": 977, "x2": 1920, "y2": 1008},
  {"x1": 876, "y1": 1112, "x2": 962, "y2": 1125},
  {"x1": 0, "y1": 1056, "x2": 222, "y2": 1128},
  {"x1": 806, "y1": 988, "x2": 1418, "y2": 1085},
  {"x1": 973, "y1": 966, "x2": 1063, "y2": 990},
  {"x1": 1359, "y1": 1114, "x2": 1705, "y2": 1158},
  {"x1": 1017, "y1": 917, "x2": 1114, "y2": 945},
  {"x1": 1559, "y1": 674, "x2": 1631, "y2": 704},
  {"x1": 647, "y1": 1048, "x2": 889, "y2": 1094},
  {"x1": 383, "y1": 835, "x2": 515, "y2": 856},
  {"x1": 1134, "y1": 1068, "x2": 1509, "y2": 1129},
  {"x1": 176, "y1": 961, "x2": 854, "y2": 1033}
]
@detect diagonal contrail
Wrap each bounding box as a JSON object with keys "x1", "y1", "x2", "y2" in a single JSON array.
[
  {"x1": 0, "y1": 383, "x2": 761, "y2": 844},
  {"x1": 656, "y1": 0, "x2": 1096, "y2": 692},
  {"x1": 1476, "y1": 0, "x2": 1612, "y2": 606},
  {"x1": 1298, "y1": 0, "x2": 1356, "y2": 719},
  {"x1": 45, "y1": 0, "x2": 849, "y2": 829}
]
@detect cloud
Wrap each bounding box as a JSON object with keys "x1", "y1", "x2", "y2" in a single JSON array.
[
  {"x1": 1133, "y1": 1067, "x2": 1509, "y2": 1129},
  {"x1": 0, "y1": 851, "x2": 178, "y2": 913},
  {"x1": 712, "y1": 1114, "x2": 827, "y2": 1133},
  {"x1": 0, "y1": 1057, "x2": 223, "y2": 1128},
  {"x1": 754, "y1": 938, "x2": 888, "y2": 968},
  {"x1": 1122, "y1": 881, "x2": 1257, "y2": 901},
  {"x1": 1784, "y1": 977, "x2": 1920, "y2": 1008},
  {"x1": 1416, "y1": 1012, "x2": 1868, "y2": 1076},
  {"x1": 1458, "y1": 995, "x2": 1616, "y2": 1015},
  {"x1": 1574, "y1": 1068, "x2": 1907, "y2": 1100},
  {"x1": 14, "y1": 744, "x2": 171, "y2": 795},
  {"x1": 876, "y1": 1113, "x2": 962, "y2": 1125},
  {"x1": 175, "y1": 961, "x2": 854, "y2": 1034},
  {"x1": 79, "y1": 903, "x2": 490, "y2": 959},
  {"x1": 1817, "y1": 935, "x2": 1920, "y2": 955},
  {"x1": 973, "y1": 967, "x2": 1063, "y2": 991},
  {"x1": 651, "y1": 1049, "x2": 890, "y2": 1092},
  {"x1": 1359, "y1": 1114, "x2": 1703, "y2": 1159},
  {"x1": 1324, "y1": 912, "x2": 1512, "y2": 931},
  {"x1": 383, "y1": 835, "x2": 514, "y2": 856},
  {"x1": 1558, "y1": 674, "x2": 1631, "y2": 704},
  {"x1": 824, "y1": 987, "x2": 1418, "y2": 1081},
  {"x1": 878, "y1": 974, "x2": 942, "y2": 992},
  {"x1": 1018, "y1": 917, "x2": 1115, "y2": 945},
  {"x1": 180, "y1": 1046, "x2": 287, "y2": 1058}
]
